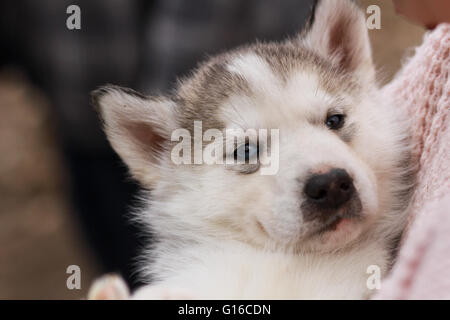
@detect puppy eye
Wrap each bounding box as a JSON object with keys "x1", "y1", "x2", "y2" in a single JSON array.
[
  {"x1": 325, "y1": 114, "x2": 345, "y2": 130},
  {"x1": 234, "y1": 142, "x2": 258, "y2": 163}
]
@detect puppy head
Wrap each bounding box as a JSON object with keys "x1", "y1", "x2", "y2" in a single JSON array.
[{"x1": 94, "y1": 0, "x2": 412, "y2": 252}]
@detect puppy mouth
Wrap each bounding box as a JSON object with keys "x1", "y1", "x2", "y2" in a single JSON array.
[
  {"x1": 302, "y1": 191, "x2": 364, "y2": 238},
  {"x1": 307, "y1": 204, "x2": 364, "y2": 238},
  {"x1": 315, "y1": 212, "x2": 361, "y2": 235}
]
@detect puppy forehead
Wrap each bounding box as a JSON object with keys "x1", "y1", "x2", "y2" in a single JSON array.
[
  {"x1": 222, "y1": 53, "x2": 335, "y2": 129},
  {"x1": 175, "y1": 45, "x2": 357, "y2": 132},
  {"x1": 226, "y1": 53, "x2": 281, "y2": 93}
]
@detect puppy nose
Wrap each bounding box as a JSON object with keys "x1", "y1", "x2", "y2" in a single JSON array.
[{"x1": 304, "y1": 169, "x2": 354, "y2": 209}]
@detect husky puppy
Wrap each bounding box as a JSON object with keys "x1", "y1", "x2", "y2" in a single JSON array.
[{"x1": 90, "y1": 0, "x2": 414, "y2": 299}]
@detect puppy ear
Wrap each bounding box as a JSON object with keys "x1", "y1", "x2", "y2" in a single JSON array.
[
  {"x1": 92, "y1": 85, "x2": 177, "y2": 186},
  {"x1": 303, "y1": 0, "x2": 374, "y2": 81}
]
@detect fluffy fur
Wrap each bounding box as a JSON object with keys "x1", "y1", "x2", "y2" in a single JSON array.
[{"x1": 91, "y1": 0, "x2": 414, "y2": 299}]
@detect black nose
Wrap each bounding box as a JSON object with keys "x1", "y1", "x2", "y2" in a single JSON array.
[{"x1": 304, "y1": 169, "x2": 354, "y2": 209}]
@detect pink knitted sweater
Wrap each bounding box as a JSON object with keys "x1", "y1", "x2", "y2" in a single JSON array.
[{"x1": 374, "y1": 24, "x2": 449, "y2": 299}]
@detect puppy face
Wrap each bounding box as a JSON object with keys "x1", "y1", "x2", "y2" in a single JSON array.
[{"x1": 94, "y1": 0, "x2": 413, "y2": 252}]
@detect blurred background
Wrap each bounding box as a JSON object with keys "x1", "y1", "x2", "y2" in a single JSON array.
[{"x1": 0, "y1": 0, "x2": 425, "y2": 299}]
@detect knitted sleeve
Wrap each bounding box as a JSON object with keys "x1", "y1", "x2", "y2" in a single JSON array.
[{"x1": 374, "y1": 23, "x2": 449, "y2": 299}]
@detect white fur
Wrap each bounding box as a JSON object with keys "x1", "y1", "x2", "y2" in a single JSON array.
[
  {"x1": 91, "y1": 0, "x2": 414, "y2": 300},
  {"x1": 227, "y1": 53, "x2": 281, "y2": 94}
]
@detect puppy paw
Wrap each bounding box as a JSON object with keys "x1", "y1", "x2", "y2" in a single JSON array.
[{"x1": 88, "y1": 274, "x2": 130, "y2": 300}]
